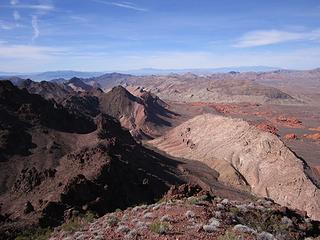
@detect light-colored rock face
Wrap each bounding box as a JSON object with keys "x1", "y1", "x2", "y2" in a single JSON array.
[{"x1": 149, "y1": 114, "x2": 320, "y2": 220}]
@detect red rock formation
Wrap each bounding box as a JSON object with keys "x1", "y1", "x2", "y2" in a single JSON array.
[
  {"x1": 309, "y1": 127, "x2": 320, "y2": 132},
  {"x1": 284, "y1": 133, "x2": 298, "y2": 140},
  {"x1": 256, "y1": 123, "x2": 279, "y2": 135},
  {"x1": 304, "y1": 133, "x2": 320, "y2": 140},
  {"x1": 276, "y1": 116, "x2": 303, "y2": 128}
]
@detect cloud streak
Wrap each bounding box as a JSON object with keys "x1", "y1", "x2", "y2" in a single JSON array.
[
  {"x1": 0, "y1": 41, "x2": 66, "y2": 60},
  {"x1": 92, "y1": 0, "x2": 148, "y2": 12},
  {"x1": 2, "y1": 4, "x2": 55, "y2": 11},
  {"x1": 234, "y1": 29, "x2": 320, "y2": 48},
  {"x1": 13, "y1": 10, "x2": 21, "y2": 20},
  {"x1": 0, "y1": 20, "x2": 16, "y2": 30},
  {"x1": 10, "y1": 0, "x2": 19, "y2": 5},
  {"x1": 32, "y1": 16, "x2": 40, "y2": 42}
]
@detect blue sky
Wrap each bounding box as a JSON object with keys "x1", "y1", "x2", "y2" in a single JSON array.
[{"x1": 0, "y1": 0, "x2": 320, "y2": 72}]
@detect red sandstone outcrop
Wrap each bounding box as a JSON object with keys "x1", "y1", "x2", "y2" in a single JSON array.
[
  {"x1": 304, "y1": 133, "x2": 320, "y2": 140},
  {"x1": 256, "y1": 123, "x2": 279, "y2": 135},
  {"x1": 284, "y1": 133, "x2": 298, "y2": 140},
  {"x1": 276, "y1": 116, "x2": 303, "y2": 128},
  {"x1": 309, "y1": 126, "x2": 320, "y2": 132}
]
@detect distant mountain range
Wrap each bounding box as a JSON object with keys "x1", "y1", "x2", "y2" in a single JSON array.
[
  {"x1": 0, "y1": 66, "x2": 281, "y2": 81},
  {"x1": 0, "y1": 70, "x2": 105, "y2": 81},
  {"x1": 118, "y1": 66, "x2": 282, "y2": 75}
]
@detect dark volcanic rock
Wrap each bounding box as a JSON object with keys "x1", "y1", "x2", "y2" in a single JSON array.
[
  {"x1": 62, "y1": 94, "x2": 100, "y2": 117},
  {"x1": 0, "y1": 80, "x2": 96, "y2": 134},
  {"x1": 39, "y1": 202, "x2": 66, "y2": 227},
  {"x1": 60, "y1": 175, "x2": 102, "y2": 207},
  {"x1": 0, "y1": 82, "x2": 185, "y2": 240},
  {"x1": 65, "y1": 77, "x2": 94, "y2": 92},
  {"x1": 23, "y1": 201, "x2": 34, "y2": 214},
  {"x1": 13, "y1": 167, "x2": 56, "y2": 193},
  {"x1": 17, "y1": 79, "x2": 73, "y2": 102}
]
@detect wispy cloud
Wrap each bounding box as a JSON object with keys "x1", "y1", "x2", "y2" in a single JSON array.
[
  {"x1": 32, "y1": 16, "x2": 40, "y2": 42},
  {"x1": 2, "y1": 4, "x2": 55, "y2": 11},
  {"x1": 92, "y1": 0, "x2": 148, "y2": 12},
  {"x1": 10, "y1": 0, "x2": 19, "y2": 5},
  {"x1": 0, "y1": 41, "x2": 66, "y2": 60},
  {"x1": 13, "y1": 10, "x2": 21, "y2": 20},
  {"x1": 0, "y1": 20, "x2": 16, "y2": 30},
  {"x1": 233, "y1": 29, "x2": 320, "y2": 48},
  {"x1": 69, "y1": 15, "x2": 89, "y2": 23}
]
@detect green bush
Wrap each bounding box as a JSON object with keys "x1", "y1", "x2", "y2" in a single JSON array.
[
  {"x1": 61, "y1": 211, "x2": 97, "y2": 233},
  {"x1": 106, "y1": 215, "x2": 120, "y2": 227},
  {"x1": 149, "y1": 220, "x2": 169, "y2": 235},
  {"x1": 218, "y1": 230, "x2": 241, "y2": 240},
  {"x1": 15, "y1": 228, "x2": 52, "y2": 240}
]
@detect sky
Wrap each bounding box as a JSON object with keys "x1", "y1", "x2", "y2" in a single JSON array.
[{"x1": 0, "y1": 0, "x2": 320, "y2": 72}]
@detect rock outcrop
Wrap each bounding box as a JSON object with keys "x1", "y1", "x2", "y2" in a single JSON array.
[
  {"x1": 0, "y1": 82, "x2": 187, "y2": 239},
  {"x1": 99, "y1": 86, "x2": 175, "y2": 139},
  {"x1": 49, "y1": 184, "x2": 320, "y2": 240},
  {"x1": 150, "y1": 114, "x2": 320, "y2": 220}
]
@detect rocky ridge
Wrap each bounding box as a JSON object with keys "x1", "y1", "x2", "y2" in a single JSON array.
[
  {"x1": 150, "y1": 114, "x2": 320, "y2": 220},
  {"x1": 48, "y1": 184, "x2": 320, "y2": 240}
]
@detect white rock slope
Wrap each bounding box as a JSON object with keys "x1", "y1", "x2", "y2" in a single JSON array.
[{"x1": 150, "y1": 114, "x2": 320, "y2": 220}]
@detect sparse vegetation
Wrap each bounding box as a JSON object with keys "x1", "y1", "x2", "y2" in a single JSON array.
[
  {"x1": 15, "y1": 228, "x2": 52, "y2": 240},
  {"x1": 232, "y1": 209, "x2": 297, "y2": 236},
  {"x1": 61, "y1": 211, "x2": 97, "y2": 233},
  {"x1": 218, "y1": 230, "x2": 242, "y2": 240},
  {"x1": 149, "y1": 220, "x2": 169, "y2": 235},
  {"x1": 187, "y1": 196, "x2": 199, "y2": 205},
  {"x1": 106, "y1": 215, "x2": 120, "y2": 227}
]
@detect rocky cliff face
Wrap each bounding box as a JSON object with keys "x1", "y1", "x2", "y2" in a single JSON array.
[
  {"x1": 99, "y1": 86, "x2": 175, "y2": 139},
  {"x1": 0, "y1": 82, "x2": 186, "y2": 239},
  {"x1": 150, "y1": 114, "x2": 320, "y2": 220}
]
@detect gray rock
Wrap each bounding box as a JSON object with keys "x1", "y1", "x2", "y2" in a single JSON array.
[
  {"x1": 221, "y1": 199, "x2": 230, "y2": 205},
  {"x1": 281, "y1": 216, "x2": 293, "y2": 227},
  {"x1": 125, "y1": 229, "x2": 138, "y2": 239},
  {"x1": 208, "y1": 217, "x2": 220, "y2": 227},
  {"x1": 116, "y1": 225, "x2": 130, "y2": 234},
  {"x1": 136, "y1": 221, "x2": 147, "y2": 229},
  {"x1": 257, "y1": 231, "x2": 276, "y2": 240},
  {"x1": 216, "y1": 203, "x2": 225, "y2": 210},
  {"x1": 160, "y1": 214, "x2": 172, "y2": 222},
  {"x1": 236, "y1": 204, "x2": 249, "y2": 212},
  {"x1": 203, "y1": 224, "x2": 217, "y2": 233},
  {"x1": 185, "y1": 210, "x2": 195, "y2": 218},
  {"x1": 233, "y1": 224, "x2": 256, "y2": 234},
  {"x1": 143, "y1": 212, "x2": 153, "y2": 219},
  {"x1": 214, "y1": 211, "x2": 222, "y2": 218}
]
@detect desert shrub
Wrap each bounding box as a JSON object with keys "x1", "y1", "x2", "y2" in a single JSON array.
[
  {"x1": 82, "y1": 211, "x2": 97, "y2": 222},
  {"x1": 218, "y1": 230, "x2": 242, "y2": 240},
  {"x1": 149, "y1": 220, "x2": 169, "y2": 235},
  {"x1": 233, "y1": 210, "x2": 292, "y2": 235},
  {"x1": 61, "y1": 211, "x2": 97, "y2": 232},
  {"x1": 187, "y1": 196, "x2": 199, "y2": 205},
  {"x1": 106, "y1": 215, "x2": 120, "y2": 227},
  {"x1": 15, "y1": 227, "x2": 52, "y2": 240},
  {"x1": 61, "y1": 217, "x2": 82, "y2": 232}
]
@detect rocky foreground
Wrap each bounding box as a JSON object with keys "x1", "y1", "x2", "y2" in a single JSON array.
[{"x1": 47, "y1": 184, "x2": 320, "y2": 240}]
